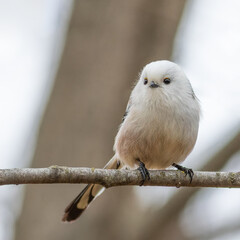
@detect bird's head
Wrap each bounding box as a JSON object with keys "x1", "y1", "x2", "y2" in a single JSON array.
[{"x1": 131, "y1": 60, "x2": 197, "y2": 106}]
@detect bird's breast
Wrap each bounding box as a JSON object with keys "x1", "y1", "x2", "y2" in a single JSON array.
[{"x1": 114, "y1": 106, "x2": 198, "y2": 169}]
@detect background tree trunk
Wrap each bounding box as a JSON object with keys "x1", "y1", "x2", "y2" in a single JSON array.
[{"x1": 15, "y1": 0, "x2": 186, "y2": 239}]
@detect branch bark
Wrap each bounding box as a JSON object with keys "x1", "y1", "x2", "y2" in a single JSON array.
[{"x1": 1, "y1": 167, "x2": 240, "y2": 188}]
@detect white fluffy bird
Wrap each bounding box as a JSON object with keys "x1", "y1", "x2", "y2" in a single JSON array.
[{"x1": 62, "y1": 60, "x2": 200, "y2": 222}]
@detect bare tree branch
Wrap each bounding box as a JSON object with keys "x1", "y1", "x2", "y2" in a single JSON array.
[{"x1": 0, "y1": 166, "x2": 240, "y2": 188}]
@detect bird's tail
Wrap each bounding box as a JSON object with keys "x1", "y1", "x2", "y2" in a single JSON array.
[{"x1": 62, "y1": 156, "x2": 122, "y2": 222}]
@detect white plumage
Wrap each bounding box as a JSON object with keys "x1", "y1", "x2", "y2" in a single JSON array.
[
  {"x1": 62, "y1": 60, "x2": 200, "y2": 222},
  {"x1": 114, "y1": 60, "x2": 200, "y2": 169}
]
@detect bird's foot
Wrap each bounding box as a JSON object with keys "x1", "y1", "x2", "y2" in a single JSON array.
[
  {"x1": 137, "y1": 159, "x2": 150, "y2": 186},
  {"x1": 172, "y1": 163, "x2": 194, "y2": 183}
]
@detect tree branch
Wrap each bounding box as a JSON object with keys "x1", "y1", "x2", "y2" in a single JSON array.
[{"x1": 0, "y1": 166, "x2": 240, "y2": 188}]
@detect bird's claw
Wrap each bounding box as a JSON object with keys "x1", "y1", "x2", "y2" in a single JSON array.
[
  {"x1": 137, "y1": 160, "x2": 150, "y2": 186},
  {"x1": 172, "y1": 163, "x2": 194, "y2": 183}
]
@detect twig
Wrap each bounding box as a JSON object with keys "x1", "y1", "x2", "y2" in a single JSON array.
[{"x1": 0, "y1": 166, "x2": 240, "y2": 188}]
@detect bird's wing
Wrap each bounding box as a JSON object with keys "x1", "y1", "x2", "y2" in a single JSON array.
[{"x1": 122, "y1": 98, "x2": 132, "y2": 123}]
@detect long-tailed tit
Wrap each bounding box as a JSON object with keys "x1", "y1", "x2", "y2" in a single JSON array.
[{"x1": 62, "y1": 60, "x2": 200, "y2": 222}]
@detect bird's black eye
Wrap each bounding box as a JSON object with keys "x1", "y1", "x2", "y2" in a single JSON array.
[
  {"x1": 163, "y1": 78, "x2": 171, "y2": 84},
  {"x1": 144, "y1": 78, "x2": 148, "y2": 85}
]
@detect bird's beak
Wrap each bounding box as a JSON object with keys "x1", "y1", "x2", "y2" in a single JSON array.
[{"x1": 149, "y1": 81, "x2": 159, "y2": 88}]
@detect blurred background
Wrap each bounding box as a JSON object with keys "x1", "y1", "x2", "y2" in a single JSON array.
[{"x1": 1, "y1": 0, "x2": 240, "y2": 239}]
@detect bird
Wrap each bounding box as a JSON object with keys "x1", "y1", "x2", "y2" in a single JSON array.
[{"x1": 62, "y1": 60, "x2": 200, "y2": 222}]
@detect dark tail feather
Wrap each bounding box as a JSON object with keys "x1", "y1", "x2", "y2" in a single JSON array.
[
  {"x1": 62, "y1": 156, "x2": 122, "y2": 222},
  {"x1": 62, "y1": 184, "x2": 103, "y2": 222}
]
